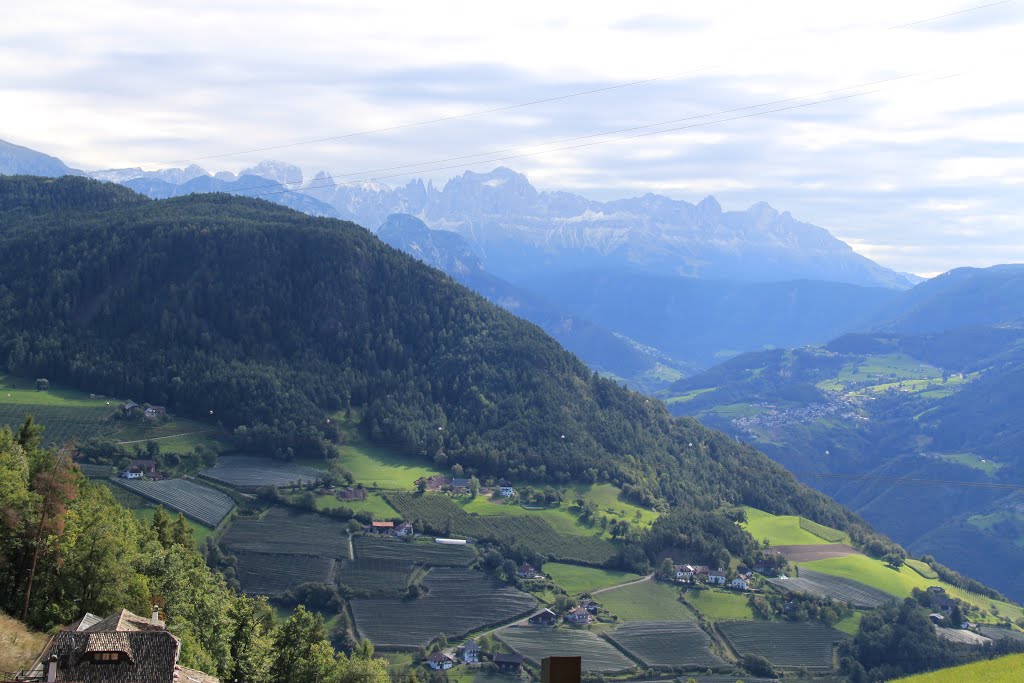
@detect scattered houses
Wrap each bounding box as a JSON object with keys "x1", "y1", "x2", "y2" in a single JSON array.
[
  {"x1": 730, "y1": 577, "x2": 749, "y2": 591},
  {"x1": 427, "y1": 652, "x2": 455, "y2": 670},
  {"x1": 395, "y1": 521, "x2": 414, "y2": 537},
  {"x1": 516, "y1": 563, "x2": 543, "y2": 579},
  {"x1": 707, "y1": 570, "x2": 727, "y2": 585},
  {"x1": 458, "y1": 640, "x2": 481, "y2": 663},
  {"x1": 493, "y1": 653, "x2": 524, "y2": 672},
  {"x1": 579, "y1": 598, "x2": 600, "y2": 614},
  {"x1": 19, "y1": 607, "x2": 218, "y2": 682},
  {"x1": 565, "y1": 607, "x2": 591, "y2": 625},
  {"x1": 528, "y1": 608, "x2": 558, "y2": 626},
  {"x1": 369, "y1": 521, "x2": 395, "y2": 534}
]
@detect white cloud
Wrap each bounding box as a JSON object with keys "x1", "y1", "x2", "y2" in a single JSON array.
[{"x1": 1, "y1": 0, "x2": 1023, "y2": 274}]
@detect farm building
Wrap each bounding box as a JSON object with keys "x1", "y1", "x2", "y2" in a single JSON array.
[
  {"x1": 369, "y1": 521, "x2": 394, "y2": 534},
  {"x1": 499, "y1": 482, "x2": 515, "y2": 497},
  {"x1": 122, "y1": 400, "x2": 140, "y2": 416},
  {"x1": 579, "y1": 598, "x2": 600, "y2": 614},
  {"x1": 144, "y1": 405, "x2": 167, "y2": 419},
  {"x1": 493, "y1": 653, "x2": 524, "y2": 672},
  {"x1": 416, "y1": 474, "x2": 449, "y2": 490},
  {"x1": 395, "y1": 522, "x2": 414, "y2": 536},
  {"x1": 565, "y1": 607, "x2": 591, "y2": 624},
  {"x1": 451, "y1": 477, "x2": 471, "y2": 491},
  {"x1": 458, "y1": 640, "x2": 481, "y2": 663},
  {"x1": 434, "y1": 537, "x2": 468, "y2": 545},
  {"x1": 120, "y1": 467, "x2": 144, "y2": 479},
  {"x1": 338, "y1": 487, "x2": 367, "y2": 501},
  {"x1": 19, "y1": 607, "x2": 218, "y2": 683},
  {"x1": 130, "y1": 459, "x2": 159, "y2": 477},
  {"x1": 427, "y1": 652, "x2": 455, "y2": 670},
  {"x1": 730, "y1": 577, "x2": 749, "y2": 591},
  {"x1": 529, "y1": 608, "x2": 557, "y2": 625},
  {"x1": 707, "y1": 570, "x2": 727, "y2": 585},
  {"x1": 517, "y1": 563, "x2": 542, "y2": 579}
]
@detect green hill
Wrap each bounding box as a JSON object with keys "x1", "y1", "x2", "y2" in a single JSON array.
[
  {"x1": 0, "y1": 176, "x2": 862, "y2": 541},
  {"x1": 892, "y1": 653, "x2": 1024, "y2": 682}
]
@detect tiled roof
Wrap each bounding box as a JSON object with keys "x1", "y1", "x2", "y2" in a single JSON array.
[
  {"x1": 82, "y1": 608, "x2": 162, "y2": 633},
  {"x1": 45, "y1": 629, "x2": 180, "y2": 682}
]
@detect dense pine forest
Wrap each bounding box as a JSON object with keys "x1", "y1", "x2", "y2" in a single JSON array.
[{"x1": 0, "y1": 175, "x2": 864, "y2": 536}]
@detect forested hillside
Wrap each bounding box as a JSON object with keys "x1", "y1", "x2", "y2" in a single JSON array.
[{"x1": 0, "y1": 175, "x2": 863, "y2": 532}]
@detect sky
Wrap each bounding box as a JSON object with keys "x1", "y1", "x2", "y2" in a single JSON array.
[{"x1": 2, "y1": 1, "x2": 1023, "y2": 277}]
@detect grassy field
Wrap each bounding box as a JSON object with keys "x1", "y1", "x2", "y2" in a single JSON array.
[
  {"x1": 834, "y1": 611, "x2": 863, "y2": 636},
  {"x1": 0, "y1": 610, "x2": 48, "y2": 674},
  {"x1": 802, "y1": 554, "x2": 1024, "y2": 622},
  {"x1": 458, "y1": 496, "x2": 598, "y2": 538},
  {"x1": 683, "y1": 588, "x2": 755, "y2": 621},
  {"x1": 906, "y1": 559, "x2": 939, "y2": 579},
  {"x1": 892, "y1": 654, "x2": 1024, "y2": 682},
  {"x1": 741, "y1": 507, "x2": 827, "y2": 545},
  {"x1": 334, "y1": 439, "x2": 439, "y2": 490},
  {"x1": 799, "y1": 517, "x2": 849, "y2": 543},
  {"x1": 545, "y1": 563, "x2": 640, "y2": 595},
  {"x1": 938, "y1": 452, "x2": 1002, "y2": 475},
  {"x1": 598, "y1": 580, "x2": 693, "y2": 622},
  {"x1": 307, "y1": 492, "x2": 398, "y2": 518}
]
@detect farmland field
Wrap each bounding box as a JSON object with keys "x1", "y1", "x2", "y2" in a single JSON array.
[
  {"x1": 801, "y1": 554, "x2": 1024, "y2": 622},
  {"x1": 773, "y1": 543, "x2": 859, "y2": 562},
  {"x1": 350, "y1": 568, "x2": 536, "y2": 648},
  {"x1": 935, "y1": 628, "x2": 991, "y2": 646},
  {"x1": 309, "y1": 492, "x2": 397, "y2": 518},
  {"x1": 717, "y1": 621, "x2": 846, "y2": 670},
  {"x1": 131, "y1": 506, "x2": 213, "y2": 544},
  {"x1": 386, "y1": 492, "x2": 616, "y2": 564},
  {"x1": 200, "y1": 455, "x2": 323, "y2": 489},
  {"x1": 77, "y1": 463, "x2": 115, "y2": 478},
  {"x1": 335, "y1": 558, "x2": 412, "y2": 596},
  {"x1": 0, "y1": 403, "x2": 115, "y2": 446},
  {"x1": 607, "y1": 621, "x2": 724, "y2": 670},
  {"x1": 496, "y1": 627, "x2": 635, "y2": 673},
  {"x1": 234, "y1": 551, "x2": 336, "y2": 596},
  {"x1": 545, "y1": 563, "x2": 640, "y2": 595},
  {"x1": 906, "y1": 559, "x2": 939, "y2": 579},
  {"x1": 598, "y1": 580, "x2": 693, "y2": 622},
  {"x1": 334, "y1": 430, "x2": 439, "y2": 489},
  {"x1": 221, "y1": 507, "x2": 348, "y2": 557},
  {"x1": 684, "y1": 589, "x2": 755, "y2": 621},
  {"x1": 354, "y1": 535, "x2": 476, "y2": 567},
  {"x1": 111, "y1": 477, "x2": 234, "y2": 527},
  {"x1": 767, "y1": 568, "x2": 893, "y2": 608},
  {"x1": 892, "y1": 653, "x2": 1024, "y2": 683},
  {"x1": 798, "y1": 518, "x2": 849, "y2": 543},
  {"x1": 741, "y1": 507, "x2": 827, "y2": 545}
]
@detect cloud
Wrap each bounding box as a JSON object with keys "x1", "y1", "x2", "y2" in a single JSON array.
[{"x1": 0, "y1": 0, "x2": 1022, "y2": 274}]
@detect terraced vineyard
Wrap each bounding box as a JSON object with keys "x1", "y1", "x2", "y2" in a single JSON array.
[
  {"x1": 77, "y1": 463, "x2": 115, "y2": 479},
  {"x1": 0, "y1": 404, "x2": 115, "y2": 446},
  {"x1": 234, "y1": 551, "x2": 336, "y2": 596},
  {"x1": 496, "y1": 627, "x2": 635, "y2": 673},
  {"x1": 767, "y1": 568, "x2": 894, "y2": 608},
  {"x1": 717, "y1": 621, "x2": 847, "y2": 670},
  {"x1": 355, "y1": 535, "x2": 475, "y2": 567},
  {"x1": 350, "y1": 568, "x2": 536, "y2": 647},
  {"x1": 386, "y1": 493, "x2": 615, "y2": 564},
  {"x1": 221, "y1": 508, "x2": 349, "y2": 557},
  {"x1": 200, "y1": 455, "x2": 323, "y2": 489},
  {"x1": 336, "y1": 558, "x2": 413, "y2": 596},
  {"x1": 799, "y1": 517, "x2": 848, "y2": 543},
  {"x1": 112, "y1": 478, "x2": 235, "y2": 527},
  {"x1": 607, "y1": 621, "x2": 725, "y2": 670}
]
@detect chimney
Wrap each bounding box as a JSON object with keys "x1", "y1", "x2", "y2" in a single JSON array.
[
  {"x1": 151, "y1": 605, "x2": 163, "y2": 627},
  {"x1": 46, "y1": 655, "x2": 58, "y2": 683}
]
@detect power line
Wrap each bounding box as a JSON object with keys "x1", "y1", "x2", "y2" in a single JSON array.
[
  {"x1": 194, "y1": 72, "x2": 925, "y2": 199},
  {"x1": 889, "y1": 0, "x2": 1015, "y2": 29},
  {"x1": 790, "y1": 471, "x2": 1024, "y2": 492},
  {"x1": 96, "y1": 2, "x2": 1010, "y2": 174},
  {"x1": 246, "y1": 73, "x2": 941, "y2": 201},
  {"x1": 132, "y1": 65, "x2": 723, "y2": 169}
]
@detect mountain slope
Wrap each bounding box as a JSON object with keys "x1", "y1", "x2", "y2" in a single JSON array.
[
  {"x1": 0, "y1": 175, "x2": 858, "y2": 529},
  {"x1": 0, "y1": 138, "x2": 82, "y2": 177},
  {"x1": 377, "y1": 213, "x2": 692, "y2": 389}
]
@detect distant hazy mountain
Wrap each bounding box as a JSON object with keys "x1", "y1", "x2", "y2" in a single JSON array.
[
  {"x1": 869, "y1": 264, "x2": 1024, "y2": 334},
  {"x1": 0, "y1": 138, "x2": 82, "y2": 177},
  {"x1": 122, "y1": 174, "x2": 340, "y2": 218},
  {"x1": 377, "y1": 213, "x2": 693, "y2": 390}
]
